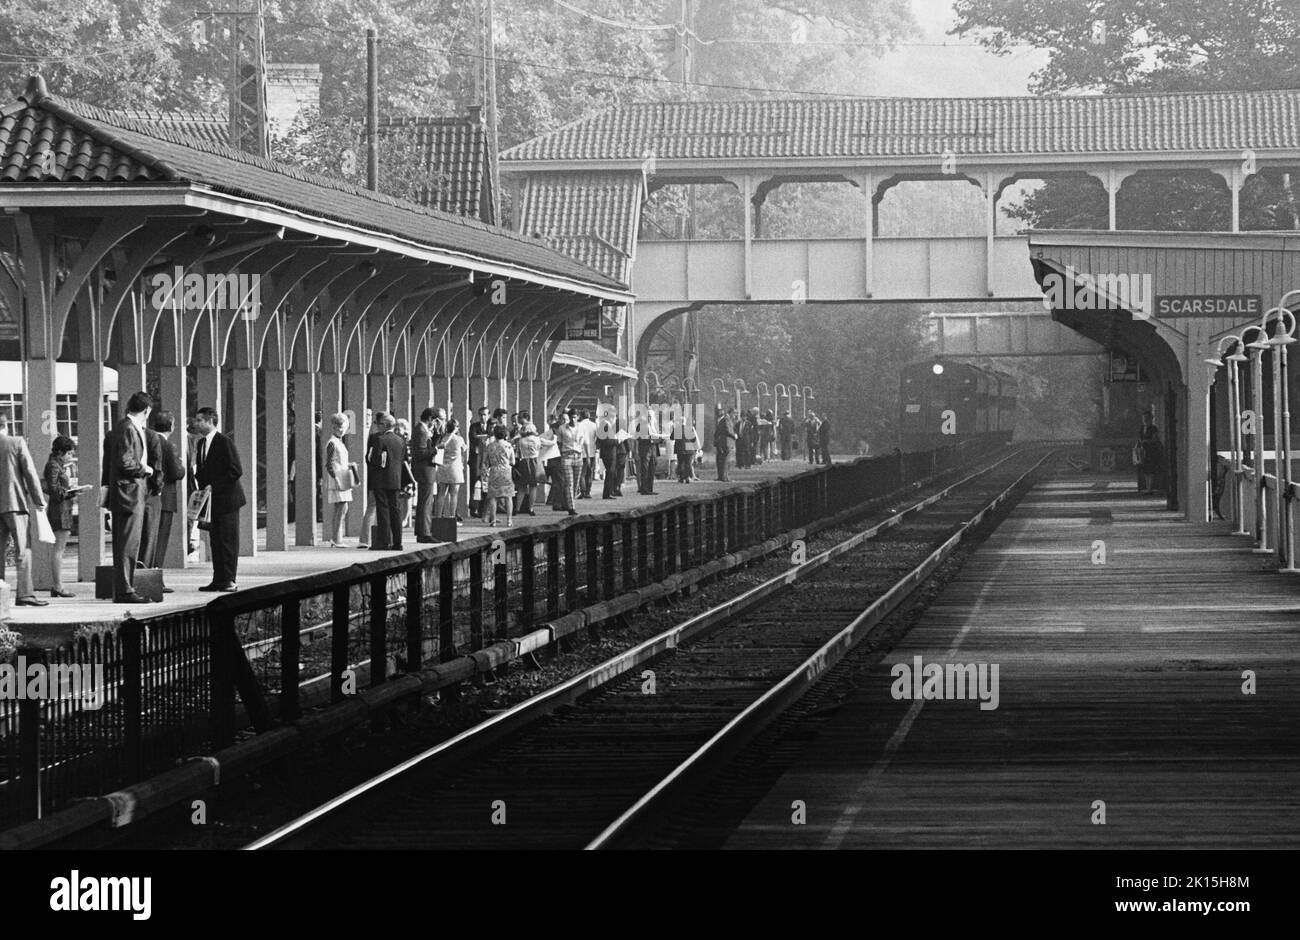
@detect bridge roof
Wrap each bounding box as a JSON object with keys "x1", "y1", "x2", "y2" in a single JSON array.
[
  {"x1": 503, "y1": 89, "x2": 1300, "y2": 166},
  {"x1": 0, "y1": 77, "x2": 627, "y2": 296}
]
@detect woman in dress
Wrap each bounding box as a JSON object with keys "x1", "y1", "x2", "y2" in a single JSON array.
[
  {"x1": 42, "y1": 435, "x2": 84, "y2": 598},
  {"x1": 483, "y1": 424, "x2": 516, "y2": 527},
  {"x1": 512, "y1": 411, "x2": 541, "y2": 516},
  {"x1": 322, "y1": 412, "x2": 354, "y2": 547},
  {"x1": 436, "y1": 417, "x2": 466, "y2": 522}
]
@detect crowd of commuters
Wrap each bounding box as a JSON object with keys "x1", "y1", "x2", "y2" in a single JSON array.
[{"x1": 0, "y1": 396, "x2": 837, "y2": 603}]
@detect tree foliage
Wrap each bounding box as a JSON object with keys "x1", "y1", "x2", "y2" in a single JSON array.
[{"x1": 953, "y1": 0, "x2": 1300, "y2": 232}]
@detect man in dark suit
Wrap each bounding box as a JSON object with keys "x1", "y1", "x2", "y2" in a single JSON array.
[
  {"x1": 102, "y1": 391, "x2": 155, "y2": 603},
  {"x1": 0, "y1": 409, "x2": 48, "y2": 606},
  {"x1": 366, "y1": 412, "x2": 406, "y2": 550},
  {"x1": 714, "y1": 407, "x2": 738, "y2": 482},
  {"x1": 467, "y1": 405, "x2": 490, "y2": 518},
  {"x1": 141, "y1": 411, "x2": 185, "y2": 581},
  {"x1": 193, "y1": 406, "x2": 247, "y2": 592},
  {"x1": 818, "y1": 413, "x2": 833, "y2": 466},
  {"x1": 411, "y1": 407, "x2": 438, "y2": 543}
]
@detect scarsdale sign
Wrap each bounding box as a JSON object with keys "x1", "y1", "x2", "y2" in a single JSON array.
[{"x1": 1154, "y1": 295, "x2": 1262, "y2": 318}]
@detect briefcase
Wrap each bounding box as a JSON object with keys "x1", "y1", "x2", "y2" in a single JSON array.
[
  {"x1": 429, "y1": 517, "x2": 458, "y2": 543},
  {"x1": 95, "y1": 566, "x2": 165, "y2": 602}
]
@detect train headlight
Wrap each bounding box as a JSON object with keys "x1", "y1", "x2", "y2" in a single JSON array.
[{"x1": 931, "y1": 362, "x2": 944, "y2": 375}]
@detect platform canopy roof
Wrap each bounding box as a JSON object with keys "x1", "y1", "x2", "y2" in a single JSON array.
[
  {"x1": 503, "y1": 88, "x2": 1300, "y2": 168},
  {"x1": 0, "y1": 76, "x2": 631, "y2": 301}
]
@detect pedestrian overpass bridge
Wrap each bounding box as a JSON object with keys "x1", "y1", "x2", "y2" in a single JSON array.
[{"x1": 502, "y1": 90, "x2": 1300, "y2": 367}]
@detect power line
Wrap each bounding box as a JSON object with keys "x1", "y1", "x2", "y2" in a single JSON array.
[
  {"x1": 445, "y1": 47, "x2": 878, "y2": 99},
  {"x1": 546, "y1": 0, "x2": 679, "y2": 32}
]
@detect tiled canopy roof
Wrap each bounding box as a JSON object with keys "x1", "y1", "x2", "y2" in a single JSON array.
[
  {"x1": 0, "y1": 78, "x2": 625, "y2": 293},
  {"x1": 517, "y1": 172, "x2": 643, "y2": 282},
  {"x1": 380, "y1": 114, "x2": 494, "y2": 223},
  {"x1": 502, "y1": 89, "x2": 1300, "y2": 163},
  {"x1": 101, "y1": 106, "x2": 230, "y2": 148}
]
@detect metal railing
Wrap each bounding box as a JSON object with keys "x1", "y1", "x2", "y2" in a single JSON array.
[{"x1": 0, "y1": 440, "x2": 993, "y2": 827}]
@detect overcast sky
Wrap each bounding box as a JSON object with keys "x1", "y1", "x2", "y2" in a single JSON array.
[{"x1": 865, "y1": 0, "x2": 1049, "y2": 97}]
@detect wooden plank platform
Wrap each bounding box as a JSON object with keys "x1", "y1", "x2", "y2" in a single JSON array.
[{"x1": 725, "y1": 475, "x2": 1300, "y2": 849}]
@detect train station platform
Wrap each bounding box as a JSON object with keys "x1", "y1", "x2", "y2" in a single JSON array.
[
  {"x1": 726, "y1": 474, "x2": 1300, "y2": 849},
  {"x1": 6, "y1": 457, "x2": 826, "y2": 643}
]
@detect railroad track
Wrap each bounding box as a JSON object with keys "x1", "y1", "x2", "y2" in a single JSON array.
[{"x1": 245, "y1": 446, "x2": 1056, "y2": 851}]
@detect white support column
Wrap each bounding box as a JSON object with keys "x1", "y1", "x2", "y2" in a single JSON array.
[
  {"x1": 25, "y1": 357, "x2": 57, "y2": 591},
  {"x1": 859, "y1": 172, "x2": 874, "y2": 298},
  {"x1": 741, "y1": 174, "x2": 754, "y2": 301},
  {"x1": 158, "y1": 363, "x2": 189, "y2": 569},
  {"x1": 1106, "y1": 169, "x2": 1121, "y2": 231},
  {"x1": 1186, "y1": 322, "x2": 1214, "y2": 522},
  {"x1": 292, "y1": 369, "x2": 318, "y2": 546},
  {"x1": 75, "y1": 360, "x2": 108, "y2": 580},
  {"x1": 230, "y1": 367, "x2": 258, "y2": 557},
  {"x1": 343, "y1": 370, "x2": 369, "y2": 538},
  {"x1": 985, "y1": 171, "x2": 998, "y2": 298},
  {"x1": 264, "y1": 368, "x2": 288, "y2": 552}
]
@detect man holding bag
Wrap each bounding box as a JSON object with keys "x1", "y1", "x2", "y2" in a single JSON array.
[{"x1": 0, "y1": 410, "x2": 49, "y2": 606}]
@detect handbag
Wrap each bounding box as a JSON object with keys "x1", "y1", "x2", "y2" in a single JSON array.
[
  {"x1": 333, "y1": 462, "x2": 359, "y2": 491},
  {"x1": 32, "y1": 508, "x2": 55, "y2": 544},
  {"x1": 1131, "y1": 443, "x2": 1144, "y2": 466}
]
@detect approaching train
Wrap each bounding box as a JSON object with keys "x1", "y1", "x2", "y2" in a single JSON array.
[{"x1": 899, "y1": 359, "x2": 1018, "y2": 451}]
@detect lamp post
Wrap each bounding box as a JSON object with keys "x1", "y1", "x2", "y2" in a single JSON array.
[
  {"x1": 1246, "y1": 324, "x2": 1270, "y2": 553},
  {"x1": 756, "y1": 380, "x2": 770, "y2": 417},
  {"x1": 1225, "y1": 336, "x2": 1250, "y2": 535},
  {"x1": 773, "y1": 382, "x2": 788, "y2": 418},
  {"x1": 1207, "y1": 335, "x2": 1245, "y2": 533},
  {"x1": 802, "y1": 385, "x2": 814, "y2": 420},
  {"x1": 734, "y1": 378, "x2": 748, "y2": 415},
  {"x1": 710, "y1": 377, "x2": 727, "y2": 411}
]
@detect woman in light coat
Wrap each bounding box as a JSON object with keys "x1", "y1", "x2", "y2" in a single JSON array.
[{"x1": 322, "y1": 412, "x2": 354, "y2": 547}]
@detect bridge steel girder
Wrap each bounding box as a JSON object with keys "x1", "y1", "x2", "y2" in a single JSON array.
[{"x1": 928, "y1": 312, "x2": 1105, "y2": 357}]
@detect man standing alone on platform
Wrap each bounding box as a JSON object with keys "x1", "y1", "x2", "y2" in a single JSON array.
[
  {"x1": 778, "y1": 411, "x2": 794, "y2": 460},
  {"x1": 468, "y1": 406, "x2": 491, "y2": 518},
  {"x1": 714, "y1": 407, "x2": 738, "y2": 482},
  {"x1": 194, "y1": 407, "x2": 246, "y2": 592},
  {"x1": 103, "y1": 392, "x2": 154, "y2": 604},
  {"x1": 412, "y1": 407, "x2": 438, "y2": 543},
  {"x1": 367, "y1": 413, "x2": 406, "y2": 550},
  {"x1": 0, "y1": 410, "x2": 48, "y2": 606},
  {"x1": 577, "y1": 409, "x2": 598, "y2": 499},
  {"x1": 818, "y1": 413, "x2": 833, "y2": 466}
]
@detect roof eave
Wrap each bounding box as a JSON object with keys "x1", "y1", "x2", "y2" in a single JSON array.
[
  {"x1": 0, "y1": 182, "x2": 633, "y2": 302},
  {"x1": 503, "y1": 150, "x2": 1300, "y2": 175}
]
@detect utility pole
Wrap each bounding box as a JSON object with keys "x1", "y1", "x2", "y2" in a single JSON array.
[
  {"x1": 366, "y1": 28, "x2": 379, "y2": 191},
  {"x1": 484, "y1": 0, "x2": 501, "y2": 224},
  {"x1": 471, "y1": 0, "x2": 485, "y2": 109}
]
